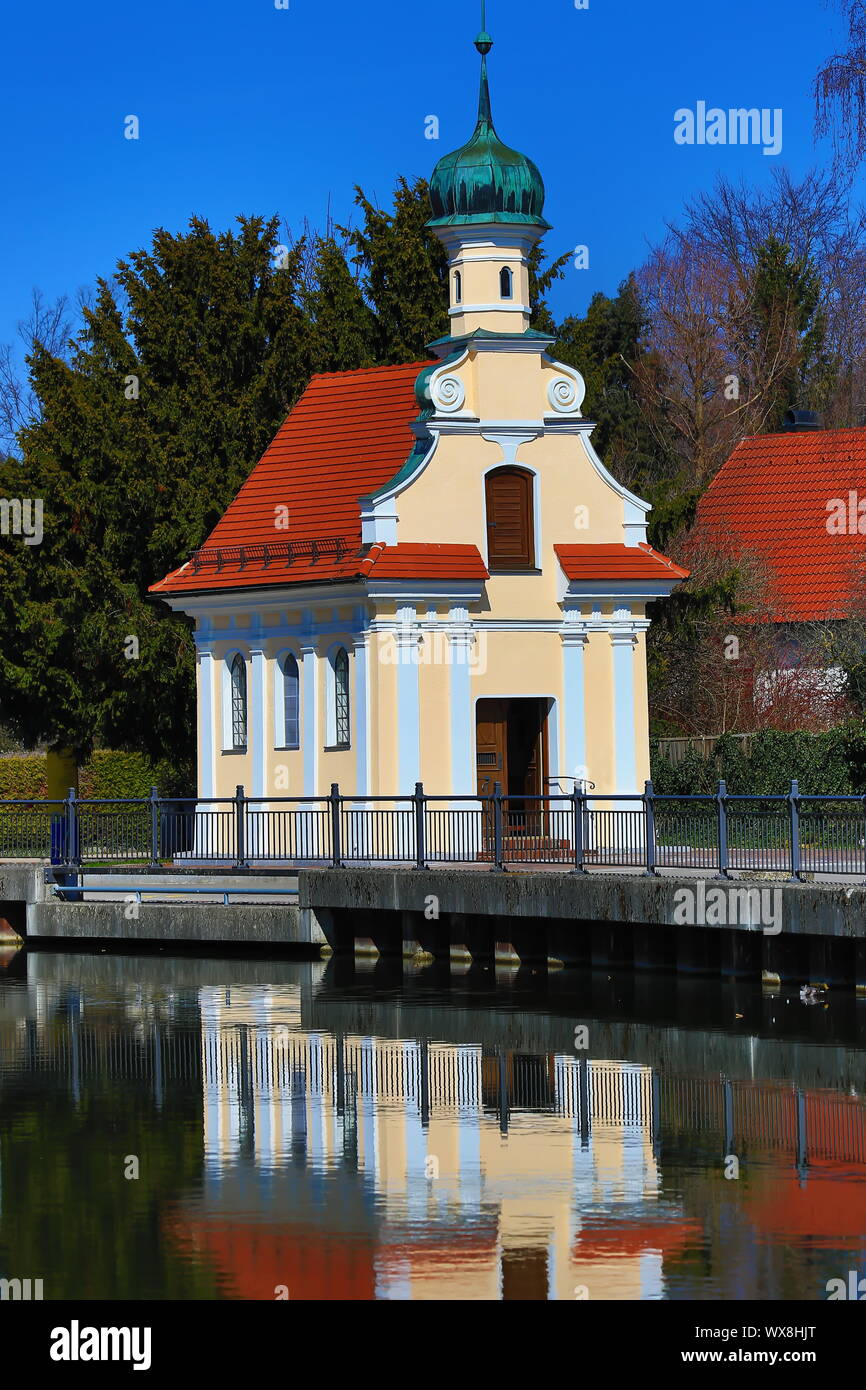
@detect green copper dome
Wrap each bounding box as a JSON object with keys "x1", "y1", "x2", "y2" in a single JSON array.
[{"x1": 427, "y1": 27, "x2": 548, "y2": 230}]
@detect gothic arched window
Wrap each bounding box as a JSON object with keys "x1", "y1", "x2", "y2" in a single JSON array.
[
  {"x1": 334, "y1": 648, "x2": 350, "y2": 749},
  {"x1": 230, "y1": 654, "x2": 247, "y2": 750}
]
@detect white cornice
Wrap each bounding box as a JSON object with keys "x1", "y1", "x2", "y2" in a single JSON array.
[
  {"x1": 449, "y1": 302, "x2": 531, "y2": 317},
  {"x1": 460, "y1": 337, "x2": 553, "y2": 353},
  {"x1": 367, "y1": 580, "x2": 484, "y2": 602},
  {"x1": 157, "y1": 583, "x2": 367, "y2": 619},
  {"x1": 562, "y1": 580, "x2": 681, "y2": 601}
]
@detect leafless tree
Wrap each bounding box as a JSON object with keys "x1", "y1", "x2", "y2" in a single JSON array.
[
  {"x1": 814, "y1": 0, "x2": 866, "y2": 179},
  {"x1": 634, "y1": 169, "x2": 866, "y2": 481},
  {"x1": 0, "y1": 288, "x2": 74, "y2": 455}
]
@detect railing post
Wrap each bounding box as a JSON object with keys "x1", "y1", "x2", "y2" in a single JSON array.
[
  {"x1": 330, "y1": 783, "x2": 343, "y2": 868},
  {"x1": 571, "y1": 783, "x2": 587, "y2": 875},
  {"x1": 149, "y1": 786, "x2": 160, "y2": 870},
  {"x1": 234, "y1": 784, "x2": 248, "y2": 869},
  {"x1": 717, "y1": 780, "x2": 730, "y2": 878},
  {"x1": 643, "y1": 779, "x2": 658, "y2": 876},
  {"x1": 492, "y1": 781, "x2": 506, "y2": 872},
  {"x1": 789, "y1": 778, "x2": 802, "y2": 881},
  {"x1": 66, "y1": 786, "x2": 80, "y2": 868},
  {"x1": 414, "y1": 782, "x2": 426, "y2": 870}
]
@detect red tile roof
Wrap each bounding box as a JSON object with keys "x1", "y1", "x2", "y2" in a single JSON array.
[
  {"x1": 150, "y1": 359, "x2": 685, "y2": 599},
  {"x1": 361, "y1": 542, "x2": 488, "y2": 581},
  {"x1": 691, "y1": 427, "x2": 866, "y2": 621},
  {"x1": 554, "y1": 543, "x2": 689, "y2": 582},
  {"x1": 150, "y1": 361, "x2": 452, "y2": 596}
]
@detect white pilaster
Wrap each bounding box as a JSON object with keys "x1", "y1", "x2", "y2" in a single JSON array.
[
  {"x1": 561, "y1": 625, "x2": 589, "y2": 789},
  {"x1": 610, "y1": 630, "x2": 639, "y2": 794},
  {"x1": 300, "y1": 631, "x2": 319, "y2": 798},
  {"x1": 395, "y1": 606, "x2": 421, "y2": 795},
  {"x1": 448, "y1": 606, "x2": 475, "y2": 797},
  {"x1": 197, "y1": 644, "x2": 217, "y2": 800},
  {"x1": 250, "y1": 641, "x2": 267, "y2": 799},
  {"x1": 353, "y1": 629, "x2": 370, "y2": 797}
]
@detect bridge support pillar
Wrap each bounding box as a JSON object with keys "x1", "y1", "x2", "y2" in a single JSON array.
[
  {"x1": 719, "y1": 930, "x2": 762, "y2": 981},
  {"x1": 632, "y1": 923, "x2": 674, "y2": 972},
  {"x1": 546, "y1": 921, "x2": 589, "y2": 969},
  {"x1": 675, "y1": 926, "x2": 723, "y2": 976},
  {"x1": 762, "y1": 931, "x2": 809, "y2": 984},
  {"x1": 590, "y1": 921, "x2": 631, "y2": 969},
  {"x1": 809, "y1": 935, "x2": 853, "y2": 989}
]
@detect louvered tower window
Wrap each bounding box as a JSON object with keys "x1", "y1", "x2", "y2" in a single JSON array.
[
  {"x1": 334, "y1": 648, "x2": 350, "y2": 748},
  {"x1": 485, "y1": 467, "x2": 535, "y2": 570},
  {"x1": 230, "y1": 654, "x2": 247, "y2": 750}
]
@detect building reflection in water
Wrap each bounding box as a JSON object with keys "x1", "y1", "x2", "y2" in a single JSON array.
[
  {"x1": 181, "y1": 986, "x2": 694, "y2": 1300},
  {"x1": 4, "y1": 963, "x2": 866, "y2": 1300}
]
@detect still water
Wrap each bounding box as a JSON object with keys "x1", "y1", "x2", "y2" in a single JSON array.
[{"x1": 0, "y1": 948, "x2": 864, "y2": 1301}]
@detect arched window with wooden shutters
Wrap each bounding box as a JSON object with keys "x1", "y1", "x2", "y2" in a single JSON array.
[{"x1": 485, "y1": 466, "x2": 535, "y2": 571}]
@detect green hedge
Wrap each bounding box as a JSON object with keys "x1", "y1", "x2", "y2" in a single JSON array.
[
  {"x1": 0, "y1": 757, "x2": 49, "y2": 800},
  {"x1": 79, "y1": 751, "x2": 193, "y2": 800},
  {"x1": 651, "y1": 724, "x2": 866, "y2": 797},
  {"x1": 0, "y1": 751, "x2": 193, "y2": 802}
]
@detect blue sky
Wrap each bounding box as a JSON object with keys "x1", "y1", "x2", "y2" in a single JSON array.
[{"x1": 0, "y1": 0, "x2": 857, "y2": 347}]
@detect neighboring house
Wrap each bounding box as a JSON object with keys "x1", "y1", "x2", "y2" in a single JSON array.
[
  {"x1": 150, "y1": 22, "x2": 687, "y2": 804},
  {"x1": 689, "y1": 413, "x2": 866, "y2": 719}
]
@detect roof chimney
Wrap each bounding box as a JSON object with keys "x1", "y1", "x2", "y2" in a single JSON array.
[{"x1": 781, "y1": 408, "x2": 822, "y2": 431}]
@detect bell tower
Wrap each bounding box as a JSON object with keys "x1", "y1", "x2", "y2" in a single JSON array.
[{"x1": 426, "y1": 3, "x2": 550, "y2": 337}]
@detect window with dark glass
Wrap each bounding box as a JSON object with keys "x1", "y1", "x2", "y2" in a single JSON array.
[
  {"x1": 334, "y1": 648, "x2": 350, "y2": 748},
  {"x1": 454, "y1": 269, "x2": 462, "y2": 304},
  {"x1": 230, "y1": 654, "x2": 247, "y2": 750},
  {"x1": 485, "y1": 467, "x2": 535, "y2": 571},
  {"x1": 500, "y1": 266, "x2": 513, "y2": 299},
  {"x1": 283, "y1": 654, "x2": 300, "y2": 748}
]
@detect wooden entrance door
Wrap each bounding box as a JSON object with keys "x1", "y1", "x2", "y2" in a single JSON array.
[
  {"x1": 476, "y1": 699, "x2": 549, "y2": 840},
  {"x1": 476, "y1": 698, "x2": 508, "y2": 796}
]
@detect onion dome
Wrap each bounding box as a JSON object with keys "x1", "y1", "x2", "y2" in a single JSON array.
[{"x1": 427, "y1": 24, "x2": 548, "y2": 230}]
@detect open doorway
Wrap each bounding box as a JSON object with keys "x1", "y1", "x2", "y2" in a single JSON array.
[{"x1": 475, "y1": 698, "x2": 549, "y2": 829}]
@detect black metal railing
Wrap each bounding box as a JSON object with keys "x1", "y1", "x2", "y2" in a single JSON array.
[{"x1": 2, "y1": 778, "x2": 866, "y2": 877}]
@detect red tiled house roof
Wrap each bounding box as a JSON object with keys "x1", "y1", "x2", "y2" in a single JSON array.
[{"x1": 691, "y1": 427, "x2": 866, "y2": 622}]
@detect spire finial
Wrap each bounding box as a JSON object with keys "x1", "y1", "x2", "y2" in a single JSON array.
[
  {"x1": 475, "y1": 0, "x2": 493, "y2": 123},
  {"x1": 475, "y1": 0, "x2": 492, "y2": 55}
]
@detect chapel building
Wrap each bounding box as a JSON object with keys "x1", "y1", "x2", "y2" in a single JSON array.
[{"x1": 150, "y1": 21, "x2": 687, "y2": 807}]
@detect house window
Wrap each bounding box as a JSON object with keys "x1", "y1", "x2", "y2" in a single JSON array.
[
  {"x1": 230, "y1": 654, "x2": 247, "y2": 750},
  {"x1": 334, "y1": 648, "x2": 350, "y2": 748},
  {"x1": 454, "y1": 270, "x2": 462, "y2": 304},
  {"x1": 500, "y1": 266, "x2": 513, "y2": 299},
  {"x1": 283, "y1": 653, "x2": 300, "y2": 748},
  {"x1": 485, "y1": 466, "x2": 535, "y2": 571}
]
